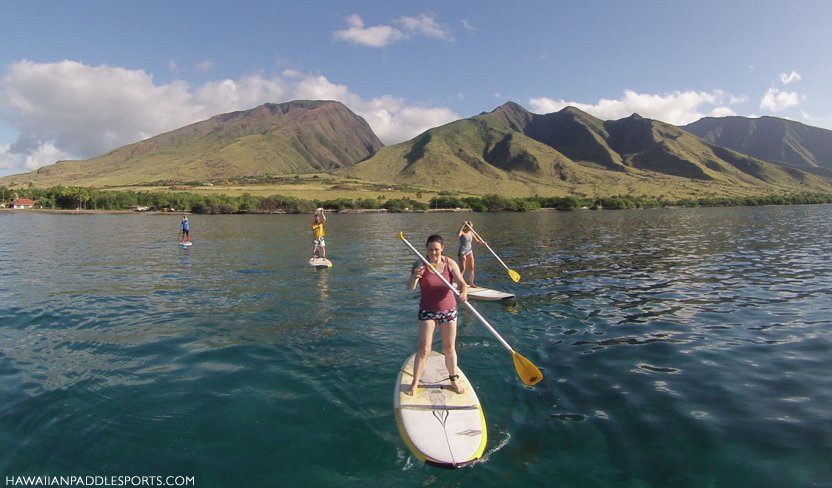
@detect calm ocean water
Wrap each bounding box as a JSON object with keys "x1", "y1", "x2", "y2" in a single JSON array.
[{"x1": 1, "y1": 206, "x2": 830, "y2": 487}]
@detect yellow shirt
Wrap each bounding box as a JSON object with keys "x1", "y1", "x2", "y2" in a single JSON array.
[{"x1": 312, "y1": 222, "x2": 325, "y2": 239}]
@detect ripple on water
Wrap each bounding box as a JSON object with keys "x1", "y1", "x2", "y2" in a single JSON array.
[{"x1": 1, "y1": 208, "x2": 832, "y2": 484}]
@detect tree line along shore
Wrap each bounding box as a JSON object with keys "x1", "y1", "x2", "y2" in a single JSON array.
[{"x1": 2, "y1": 186, "x2": 832, "y2": 214}]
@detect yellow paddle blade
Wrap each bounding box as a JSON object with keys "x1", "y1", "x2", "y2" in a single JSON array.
[
  {"x1": 513, "y1": 351, "x2": 543, "y2": 386},
  {"x1": 396, "y1": 232, "x2": 405, "y2": 240},
  {"x1": 508, "y1": 268, "x2": 521, "y2": 283}
]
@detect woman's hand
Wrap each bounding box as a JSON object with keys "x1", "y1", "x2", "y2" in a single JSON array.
[
  {"x1": 407, "y1": 264, "x2": 425, "y2": 290},
  {"x1": 412, "y1": 265, "x2": 425, "y2": 279},
  {"x1": 459, "y1": 289, "x2": 468, "y2": 302}
]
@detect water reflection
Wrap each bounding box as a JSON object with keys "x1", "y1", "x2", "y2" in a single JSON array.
[{"x1": 315, "y1": 267, "x2": 330, "y2": 302}]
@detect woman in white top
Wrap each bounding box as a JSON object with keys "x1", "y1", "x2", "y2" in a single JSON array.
[{"x1": 457, "y1": 221, "x2": 484, "y2": 287}]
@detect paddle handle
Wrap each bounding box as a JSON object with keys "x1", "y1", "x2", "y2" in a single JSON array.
[
  {"x1": 470, "y1": 228, "x2": 512, "y2": 272},
  {"x1": 399, "y1": 233, "x2": 514, "y2": 353}
]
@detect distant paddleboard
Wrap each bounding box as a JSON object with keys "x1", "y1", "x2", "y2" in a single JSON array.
[
  {"x1": 179, "y1": 241, "x2": 193, "y2": 248},
  {"x1": 467, "y1": 286, "x2": 514, "y2": 301},
  {"x1": 308, "y1": 257, "x2": 332, "y2": 268},
  {"x1": 394, "y1": 351, "x2": 487, "y2": 468},
  {"x1": 453, "y1": 283, "x2": 515, "y2": 301}
]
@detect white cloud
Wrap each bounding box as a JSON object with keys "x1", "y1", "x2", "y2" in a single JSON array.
[
  {"x1": 333, "y1": 12, "x2": 452, "y2": 48},
  {"x1": 332, "y1": 14, "x2": 404, "y2": 48},
  {"x1": 194, "y1": 60, "x2": 215, "y2": 72},
  {"x1": 780, "y1": 70, "x2": 801, "y2": 85},
  {"x1": 396, "y1": 13, "x2": 453, "y2": 41},
  {"x1": 193, "y1": 74, "x2": 286, "y2": 115},
  {"x1": 0, "y1": 60, "x2": 288, "y2": 165},
  {"x1": 0, "y1": 142, "x2": 68, "y2": 171},
  {"x1": 529, "y1": 89, "x2": 737, "y2": 125},
  {"x1": 290, "y1": 74, "x2": 458, "y2": 143},
  {"x1": 461, "y1": 18, "x2": 477, "y2": 33},
  {"x1": 24, "y1": 142, "x2": 72, "y2": 170},
  {"x1": 0, "y1": 143, "x2": 18, "y2": 170},
  {"x1": 0, "y1": 60, "x2": 458, "y2": 175},
  {"x1": 729, "y1": 94, "x2": 748, "y2": 104},
  {"x1": 760, "y1": 87, "x2": 800, "y2": 112},
  {"x1": 707, "y1": 107, "x2": 737, "y2": 118}
]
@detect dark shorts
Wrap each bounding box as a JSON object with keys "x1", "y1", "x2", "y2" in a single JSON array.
[
  {"x1": 418, "y1": 308, "x2": 458, "y2": 324},
  {"x1": 182, "y1": 229, "x2": 189, "y2": 235}
]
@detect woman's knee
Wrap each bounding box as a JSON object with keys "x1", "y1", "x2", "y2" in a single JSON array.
[{"x1": 416, "y1": 344, "x2": 432, "y2": 358}]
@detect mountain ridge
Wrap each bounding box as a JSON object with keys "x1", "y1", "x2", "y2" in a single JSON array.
[
  {"x1": 3, "y1": 100, "x2": 832, "y2": 198},
  {"x1": 683, "y1": 115, "x2": 832, "y2": 178},
  {"x1": 6, "y1": 100, "x2": 383, "y2": 186},
  {"x1": 345, "y1": 102, "x2": 832, "y2": 196}
]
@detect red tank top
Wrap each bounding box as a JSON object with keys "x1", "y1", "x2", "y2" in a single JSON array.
[{"x1": 418, "y1": 256, "x2": 456, "y2": 311}]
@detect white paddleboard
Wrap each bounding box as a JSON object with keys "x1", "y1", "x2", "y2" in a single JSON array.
[
  {"x1": 308, "y1": 257, "x2": 333, "y2": 268},
  {"x1": 394, "y1": 351, "x2": 487, "y2": 468},
  {"x1": 179, "y1": 241, "x2": 193, "y2": 248},
  {"x1": 467, "y1": 286, "x2": 515, "y2": 301}
]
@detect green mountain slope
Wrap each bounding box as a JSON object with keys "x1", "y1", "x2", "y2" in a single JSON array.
[
  {"x1": 3, "y1": 100, "x2": 831, "y2": 199},
  {"x1": 683, "y1": 116, "x2": 832, "y2": 177},
  {"x1": 2, "y1": 100, "x2": 383, "y2": 187},
  {"x1": 345, "y1": 102, "x2": 832, "y2": 197}
]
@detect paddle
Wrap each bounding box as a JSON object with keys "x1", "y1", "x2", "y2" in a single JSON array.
[
  {"x1": 468, "y1": 227, "x2": 521, "y2": 283},
  {"x1": 397, "y1": 232, "x2": 542, "y2": 386}
]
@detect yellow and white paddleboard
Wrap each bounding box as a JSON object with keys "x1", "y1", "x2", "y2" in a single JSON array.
[
  {"x1": 308, "y1": 257, "x2": 333, "y2": 268},
  {"x1": 394, "y1": 351, "x2": 487, "y2": 468}
]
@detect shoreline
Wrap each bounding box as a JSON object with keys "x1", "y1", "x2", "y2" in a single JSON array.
[{"x1": 3, "y1": 202, "x2": 830, "y2": 216}]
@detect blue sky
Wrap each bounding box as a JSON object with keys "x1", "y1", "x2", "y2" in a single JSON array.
[{"x1": 1, "y1": 0, "x2": 830, "y2": 176}]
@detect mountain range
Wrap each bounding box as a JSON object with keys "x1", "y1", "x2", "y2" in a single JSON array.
[
  {"x1": 3, "y1": 99, "x2": 832, "y2": 198},
  {"x1": 683, "y1": 116, "x2": 832, "y2": 178},
  {"x1": 345, "y1": 102, "x2": 832, "y2": 196}
]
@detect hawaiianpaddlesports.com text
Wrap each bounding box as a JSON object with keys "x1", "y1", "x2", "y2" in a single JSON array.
[{"x1": 5, "y1": 476, "x2": 195, "y2": 487}]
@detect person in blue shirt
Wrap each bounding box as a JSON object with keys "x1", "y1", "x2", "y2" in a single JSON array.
[{"x1": 180, "y1": 215, "x2": 191, "y2": 242}]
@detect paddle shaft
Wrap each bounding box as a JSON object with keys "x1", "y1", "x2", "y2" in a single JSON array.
[
  {"x1": 469, "y1": 228, "x2": 513, "y2": 273},
  {"x1": 400, "y1": 235, "x2": 514, "y2": 353}
]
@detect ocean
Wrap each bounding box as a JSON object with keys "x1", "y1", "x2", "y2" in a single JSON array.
[{"x1": 1, "y1": 206, "x2": 830, "y2": 487}]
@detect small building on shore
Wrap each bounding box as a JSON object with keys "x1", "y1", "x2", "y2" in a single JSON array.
[{"x1": 11, "y1": 198, "x2": 35, "y2": 209}]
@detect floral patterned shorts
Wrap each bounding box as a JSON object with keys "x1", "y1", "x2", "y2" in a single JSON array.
[{"x1": 418, "y1": 308, "x2": 458, "y2": 324}]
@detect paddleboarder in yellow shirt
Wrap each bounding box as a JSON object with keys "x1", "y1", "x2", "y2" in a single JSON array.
[{"x1": 311, "y1": 208, "x2": 327, "y2": 259}]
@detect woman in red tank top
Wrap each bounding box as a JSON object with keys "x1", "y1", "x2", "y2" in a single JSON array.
[{"x1": 405, "y1": 234, "x2": 469, "y2": 395}]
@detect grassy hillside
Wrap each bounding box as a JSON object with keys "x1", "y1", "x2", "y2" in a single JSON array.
[
  {"x1": 0, "y1": 100, "x2": 382, "y2": 187},
  {"x1": 345, "y1": 103, "x2": 832, "y2": 197}
]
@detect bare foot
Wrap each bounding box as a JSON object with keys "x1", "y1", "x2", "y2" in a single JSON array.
[
  {"x1": 404, "y1": 384, "x2": 418, "y2": 396},
  {"x1": 449, "y1": 379, "x2": 465, "y2": 395}
]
